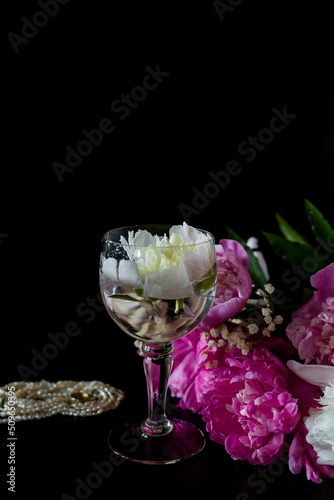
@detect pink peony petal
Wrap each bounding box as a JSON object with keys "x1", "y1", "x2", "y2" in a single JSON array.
[
  {"x1": 311, "y1": 262, "x2": 334, "y2": 297},
  {"x1": 201, "y1": 240, "x2": 252, "y2": 329},
  {"x1": 286, "y1": 263, "x2": 334, "y2": 365}
]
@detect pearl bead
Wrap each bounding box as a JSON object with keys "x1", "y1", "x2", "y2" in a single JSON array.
[{"x1": 0, "y1": 380, "x2": 124, "y2": 423}]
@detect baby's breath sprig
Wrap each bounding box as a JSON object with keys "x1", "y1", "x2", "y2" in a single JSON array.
[
  {"x1": 246, "y1": 283, "x2": 284, "y2": 337},
  {"x1": 202, "y1": 283, "x2": 284, "y2": 358}
]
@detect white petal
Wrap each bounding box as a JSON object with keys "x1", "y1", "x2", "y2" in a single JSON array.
[
  {"x1": 254, "y1": 251, "x2": 270, "y2": 280},
  {"x1": 305, "y1": 401, "x2": 334, "y2": 466},
  {"x1": 246, "y1": 237, "x2": 259, "y2": 250},
  {"x1": 316, "y1": 449, "x2": 334, "y2": 466},
  {"x1": 169, "y1": 222, "x2": 209, "y2": 244},
  {"x1": 287, "y1": 360, "x2": 334, "y2": 389},
  {"x1": 102, "y1": 257, "x2": 118, "y2": 282},
  {"x1": 121, "y1": 229, "x2": 155, "y2": 259},
  {"x1": 129, "y1": 229, "x2": 155, "y2": 247},
  {"x1": 143, "y1": 267, "x2": 193, "y2": 299},
  {"x1": 180, "y1": 249, "x2": 211, "y2": 281},
  {"x1": 246, "y1": 237, "x2": 270, "y2": 280},
  {"x1": 118, "y1": 260, "x2": 143, "y2": 288}
]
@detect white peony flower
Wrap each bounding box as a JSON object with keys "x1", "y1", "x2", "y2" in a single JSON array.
[
  {"x1": 101, "y1": 223, "x2": 215, "y2": 300},
  {"x1": 304, "y1": 383, "x2": 334, "y2": 466},
  {"x1": 287, "y1": 360, "x2": 334, "y2": 466}
]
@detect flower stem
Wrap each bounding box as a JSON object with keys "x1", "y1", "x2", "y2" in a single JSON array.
[{"x1": 174, "y1": 299, "x2": 183, "y2": 314}]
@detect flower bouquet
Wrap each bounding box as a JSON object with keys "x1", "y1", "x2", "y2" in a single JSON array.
[{"x1": 168, "y1": 199, "x2": 334, "y2": 482}]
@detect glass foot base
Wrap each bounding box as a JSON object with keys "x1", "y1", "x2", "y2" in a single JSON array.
[{"x1": 107, "y1": 418, "x2": 205, "y2": 465}]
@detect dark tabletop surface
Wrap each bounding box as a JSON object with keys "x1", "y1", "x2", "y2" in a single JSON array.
[{"x1": 1, "y1": 1, "x2": 334, "y2": 499}]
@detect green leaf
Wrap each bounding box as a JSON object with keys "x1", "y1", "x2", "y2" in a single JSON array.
[
  {"x1": 225, "y1": 228, "x2": 268, "y2": 288},
  {"x1": 275, "y1": 213, "x2": 311, "y2": 246},
  {"x1": 304, "y1": 199, "x2": 334, "y2": 260},
  {"x1": 262, "y1": 231, "x2": 321, "y2": 269}
]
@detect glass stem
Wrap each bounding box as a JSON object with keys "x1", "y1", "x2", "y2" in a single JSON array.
[{"x1": 141, "y1": 343, "x2": 174, "y2": 437}]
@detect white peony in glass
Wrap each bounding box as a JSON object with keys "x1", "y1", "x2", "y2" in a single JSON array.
[{"x1": 99, "y1": 223, "x2": 216, "y2": 464}]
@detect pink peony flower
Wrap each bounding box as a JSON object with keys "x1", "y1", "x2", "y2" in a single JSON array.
[
  {"x1": 169, "y1": 239, "x2": 253, "y2": 410},
  {"x1": 169, "y1": 328, "x2": 227, "y2": 411},
  {"x1": 169, "y1": 329, "x2": 203, "y2": 412},
  {"x1": 200, "y1": 347, "x2": 300, "y2": 465},
  {"x1": 200, "y1": 239, "x2": 252, "y2": 329},
  {"x1": 286, "y1": 263, "x2": 334, "y2": 365}
]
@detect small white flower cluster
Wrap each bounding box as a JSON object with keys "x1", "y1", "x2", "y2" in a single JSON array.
[
  {"x1": 247, "y1": 284, "x2": 283, "y2": 337},
  {"x1": 264, "y1": 283, "x2": 275, "y2": 294},
  {"x1": 201, "y1": 283, "x2": 284, "y2": 359},
  {"x1": 202, "y1": 323, "x2": 253, "y2": 356}
]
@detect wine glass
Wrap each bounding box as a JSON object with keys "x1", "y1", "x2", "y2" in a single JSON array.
[{"x1": 99, "y1": 223, "x2": 216, "y2": 464}]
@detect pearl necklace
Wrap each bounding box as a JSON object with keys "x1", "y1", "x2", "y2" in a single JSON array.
[{"x1": 0, "y1": 380, "x2": 124, "y2": 423}]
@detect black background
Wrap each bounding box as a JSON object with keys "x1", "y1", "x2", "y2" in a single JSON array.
[{"x1": 1, "y1": 1, "x2": 333, "y2": 499}]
